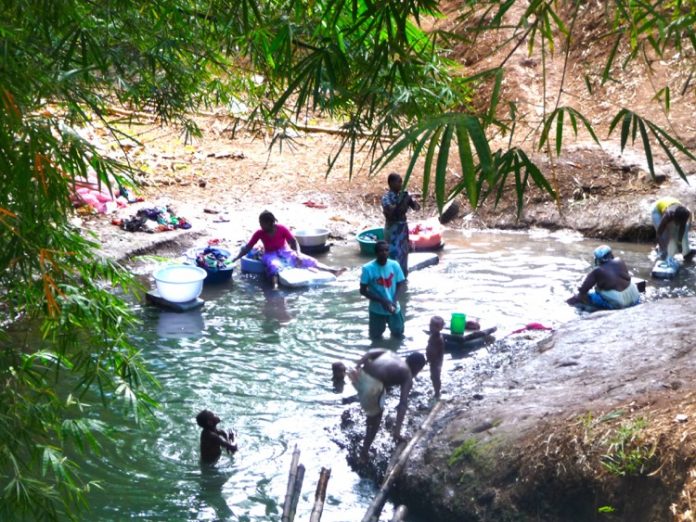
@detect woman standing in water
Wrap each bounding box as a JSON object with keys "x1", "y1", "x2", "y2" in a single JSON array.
[
  {"x1": 381, "y1": 173, "x2": 420, "y2": 278},
  {"x1": 232, "y1": 210, "x2": 344, "y2": 289}
]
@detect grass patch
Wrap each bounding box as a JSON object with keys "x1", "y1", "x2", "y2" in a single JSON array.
[{"x1": 601, "y1": 417, "x2": 656, "y2": 477}]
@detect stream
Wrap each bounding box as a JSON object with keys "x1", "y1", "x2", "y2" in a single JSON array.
[{"x1": 79, "y1": 228, "x2": 696, "y2": 521}]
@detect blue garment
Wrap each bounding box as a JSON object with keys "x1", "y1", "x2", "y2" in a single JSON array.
[
  {"x1": 382, "y1": 190, "x2": 413, "y2": 276},
  {"x1": 360, "y1": 259, "x2": 405, "y2": 315}
]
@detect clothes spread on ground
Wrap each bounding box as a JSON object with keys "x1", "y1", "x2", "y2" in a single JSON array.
[
  {"x1": 117, "y1": 207, "x2": 192, "y2": 233},
  {"x1": 360, "y1": 258, "x2": 405, "y2": 315}
]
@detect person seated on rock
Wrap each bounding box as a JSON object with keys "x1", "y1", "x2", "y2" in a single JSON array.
[
  {"x1": 425, "y1": 316, "x2": 446, "y2": 399},
  {"x1": 232, "y1": 210, "x2": 345, "y2": 288},
  {"x1": 651, "y1": 197, "x2": 695, "y2": 262},
  {"x1": 196, "y1": 409, "x2": 238, "y2": 464},
  {"x1": 348, "y1": 349, "x2": 426, "y2": 463},
  {"x1": 566, "y1": 245, "x2": 640, "y2": 310}
]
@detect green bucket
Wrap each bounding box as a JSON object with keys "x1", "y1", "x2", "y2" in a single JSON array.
[
  {"x1": 356, "y1": 227, "x2": 385, "y2": 256},
  {"x1": 450, "y1": 313, "x2": 467, "y2": 335}
]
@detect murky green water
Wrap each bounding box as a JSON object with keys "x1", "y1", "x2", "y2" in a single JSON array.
[{"x1": 81, "y1": 229, "x2": 696, "y2": 521}]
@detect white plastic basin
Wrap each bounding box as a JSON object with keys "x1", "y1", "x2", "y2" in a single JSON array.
[
  {"x1": 294, "y1": 228, "x2": 329, "y2": 247},
  {"x1": 153, "y1": 265, "x2": 207, "y2": 303}
]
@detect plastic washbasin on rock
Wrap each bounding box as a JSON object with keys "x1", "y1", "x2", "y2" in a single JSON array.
[
  {"x1": 356, "y1": 227, "x2": 384, "y2": 255},
  {"x1": 294, "y1": 228, "x2": 329, "y2": 247},
  {"x1": 153, "y1": 265, "x2": 207, "y2": 303}
]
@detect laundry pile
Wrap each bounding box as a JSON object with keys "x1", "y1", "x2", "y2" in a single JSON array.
[
  {"x1": 113, "y1": 206, "x2": 192, "y2": 233},
  {"x1": 194, "y1": 247, "x2": 233, "y2": 272}
]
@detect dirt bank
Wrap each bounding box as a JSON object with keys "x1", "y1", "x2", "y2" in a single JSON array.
[{"x1": 334, "y1": 301, "x2": 696, "y2": 522}]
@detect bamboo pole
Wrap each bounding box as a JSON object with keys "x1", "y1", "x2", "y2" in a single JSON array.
[
  {"x1": 390, "y1": 505, "x2": 408, "y2": 522},
  {"x1": 288, "y1": 464, "x2": 305, "y2": 522},
  {"x1": 281, "y1": 445, "x2": 301, "y2": 522},
  {"x1": 308, "y1": 467, "x2": 332, "y2": 522},
  {"x1": 361, "y1": 401, "x2": 445, "y2": 522}
]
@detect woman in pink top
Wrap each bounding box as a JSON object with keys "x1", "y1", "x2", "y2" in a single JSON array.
[{"x1": 233, "y1": 211, "x2": 344, "y2": 288}]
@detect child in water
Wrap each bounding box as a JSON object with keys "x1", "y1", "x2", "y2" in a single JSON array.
[
  {"x1": 426, "y1": 316, "x2": 446, "y2": 398},
  {"x1": 196, "y1": 410, "x2": 238, "y2": 464}
]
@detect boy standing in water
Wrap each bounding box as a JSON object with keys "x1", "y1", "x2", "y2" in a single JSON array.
[
  {"x1": 196, "y1": 410, "x2": 238, "y2": 464},
  {"x1": 425, "y1": 316, "x2": 446, "y2": 398}
]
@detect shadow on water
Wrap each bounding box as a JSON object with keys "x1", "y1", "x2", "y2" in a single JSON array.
[{"x1": 79, "y1": 229, "x2": 696, "y2": 521}]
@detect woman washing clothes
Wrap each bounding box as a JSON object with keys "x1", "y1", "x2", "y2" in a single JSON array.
[
  {"x1": 232, "y1": 210, "x2": 345, "y2": 289},
  {"x1": 382, "y1": 172, "x2": 420, "y2": 278}
]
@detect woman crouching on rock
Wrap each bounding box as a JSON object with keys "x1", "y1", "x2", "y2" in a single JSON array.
[{"x1": 232, "y1": 210, "x2": 345, "y2": 288}]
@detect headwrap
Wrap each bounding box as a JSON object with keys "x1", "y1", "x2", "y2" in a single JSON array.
[{"x1": 594, "y1": 245, "x2": 613, "y2": 265}]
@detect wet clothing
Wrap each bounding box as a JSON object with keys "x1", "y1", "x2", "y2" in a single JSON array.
[
  {"x1": 382, "y1": 191, "x2": 417, "y2": 276},
  {"x1": 586, "y1": 283, "x2": 641, "y2": 310},
  {"x1": 351, "y1": 369, "x2": 386, "y2": 417},
  {"x1": 651, "y1": 198, "x2": 690, "y2": 259},
  {"x1": 261, "y1": 248, "x2": 318, "y2": 276},
  {"x1": 369, "y1": 309, "x2": 405, "y2": 338},
  {"x1": 360, "y1": 259, "x2": 405, "y2": 315}
]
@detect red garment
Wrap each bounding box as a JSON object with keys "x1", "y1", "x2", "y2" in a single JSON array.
[{"x1": 246, "y1": 224, "x2": 294, "y2": 253}]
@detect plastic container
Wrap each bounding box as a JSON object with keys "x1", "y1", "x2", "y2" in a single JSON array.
[
  {"x1": 450, "y1": 313, "x2": 467, "y2": 335},
  {"x1": 240, "y1": 252, "x2": 266, "y2": 274},
  {"x1": 294, "y1": 228, "x2": 330, "y2": 247},
  {"x1": 356, "y1": 227, "x2": 385, "y2": 256},
  {"x1": 153, "y1": 265, "x2": 207, "y2": 303},
  {"x1": 203, "y1": 266, "x2": 234, "y2": 284}
]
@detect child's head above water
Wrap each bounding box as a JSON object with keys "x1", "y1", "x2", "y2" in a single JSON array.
[{"x1": 196, "y1": 409, "x2": 220, "y2": 429}]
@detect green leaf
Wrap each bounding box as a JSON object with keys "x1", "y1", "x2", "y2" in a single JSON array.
[
  {"x1": 637, "y1": 119, "x2": 655, "y2": 178},
  {"x1": 435, "y1": 124, "x2": 454, "y2": 210},
  {"x1": 455, "y1": 126, "x2": 477, "y2": 207}
]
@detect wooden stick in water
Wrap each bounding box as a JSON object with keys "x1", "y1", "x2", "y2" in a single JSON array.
[
  {"x1": 288, "y1": 464, "x2": 305, "y2": 522},
  {"x1": 361, "y1": 401, "x2": 445, "y2": 522},
  {"x1": 281, "y1": 445, "x2": 301, "y2": 522},
  {"x1": 309, "y1": 467, "x2": 332, "y2": 522}
]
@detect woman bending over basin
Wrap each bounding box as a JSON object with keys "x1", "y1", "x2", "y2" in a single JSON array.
[{"x1": 232, "y1": 210, "x2": 345, "y2": 288}]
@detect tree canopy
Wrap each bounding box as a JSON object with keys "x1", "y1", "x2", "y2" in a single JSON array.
[{"x1": 1, "y1": 0, "x2": 695, "y2": 518}]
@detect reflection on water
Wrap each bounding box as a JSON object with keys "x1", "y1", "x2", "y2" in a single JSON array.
[
  {"x1": 81, "y1": 229, "x2": 696, "y2": 521},
  {"x1": 157, "y1": 310, "x2": 205, "y2": 339}
]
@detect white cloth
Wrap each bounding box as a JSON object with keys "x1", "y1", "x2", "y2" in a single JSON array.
[{"x1": 598, "y1": 283, "x2": 640, "y2": 308}]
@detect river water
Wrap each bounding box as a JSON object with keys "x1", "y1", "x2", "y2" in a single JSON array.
[{"x1": 81, "y1": 229, "x2": 695, "y2": 521}]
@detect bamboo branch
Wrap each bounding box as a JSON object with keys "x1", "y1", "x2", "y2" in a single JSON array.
[
  {"x1": 289, "y1": 464, "x2": 305, "y2": 521},
  {"x1": 309, "y1": 467, "x2": 332, "y2": 522},
  {"x1": 361, "y1": 401, "x2": 445, "y2": 522},
  {"x1": 282, "y1": 445, "x2": 302, "y2": 522}
]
